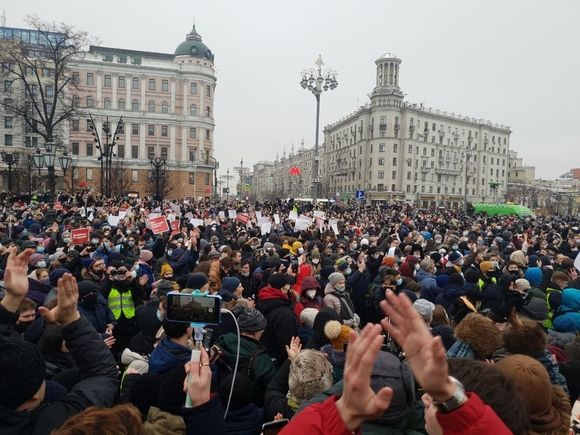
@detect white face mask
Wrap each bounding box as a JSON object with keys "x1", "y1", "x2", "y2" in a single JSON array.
[
  {"x1": 311, "y1": 258, "x2": 320, "y2": 264},
  {"x1": 306, "y1": 289, "x2": 317, "y2": 299},
  {"x1": 415, "y1": 264, "x2": 420, "y2": 271},
  {"x1": 36, "y1": 261, "x2": 46, "y2": 269}
]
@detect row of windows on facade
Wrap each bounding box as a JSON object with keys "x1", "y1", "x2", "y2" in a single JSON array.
[
  {"x1": 73, "y1": 95, "x2": 211, "y2": 117},
  {"x1": 81, "y1": 167, "x2": 210, "y2": 185},
  {"x1": 329, "y1": 167, "x2": 506, "y2": 182},
  {"x1": 71, "y1": 119, "x2": 210, "y2": 141},
  {"x1": 75, "y1": 72, "x2": 211, "y2": 96},
  {"x1": 69, "y1": 142, "x2": 203, "y2": 163},
  {"x1": 330, "y1": 118, "x2": 508, "y2": 149},
  {"x1": 331, "y1": 181, "x2": 495, "y2": 197}
]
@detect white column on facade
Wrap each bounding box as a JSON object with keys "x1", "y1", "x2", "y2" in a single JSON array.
[
  {"x1": 170, "y1": 80, "x2": 176, "y2": 114},
  {"x1": 126, "y1": 77, "x2": 131, "y2": 104},
  {"x1": 181, "y1": 126, "x2": 187, "y2": 162},
  {"x1": 112, "y1": 74, "x2": 117, "y2": 108},
  {"x1": 380, "y1": 63, "x2": 385, "y2": 86},
  {"x1": 96, "y1": 74, "x2": 102, "y2": 106},
  {"x1": 140, "y1": 122, "x2": 146, "y2": 159},
  {"x1": 170, "y1": 124, "x2": 176, "y2": 160},
  {"x1": 140, "y1": 74, "x2": 146, "y2": 109},
  {"x1": 183, "y1": 81, "x2": 188, "y2": 116},
  {"x1": 395, "y1": 64, "x2": 399, "y2": 86}
]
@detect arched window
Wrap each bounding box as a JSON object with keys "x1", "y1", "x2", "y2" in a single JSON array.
[
  {"x1": 148, "y1": 100, "x2": 155, "y2": 112},
  {"x1": 118, "y1": 98, "x2": 125, "y2": 110},
  {"x1": 132, "y1": 99, "x2": 139, "y2": 112},
  {"x1": 161, "y1": 101, "x2": 169, "y2": 113},
  {"x1": 103, "y1": 97, "x2": 111, "y2": 109},
  {"x1": 190, "y1": 104, "x2": 197, "y2": 115},
  {"x1": 86, "y1": 96, "x2": 94, "y2": 108}
]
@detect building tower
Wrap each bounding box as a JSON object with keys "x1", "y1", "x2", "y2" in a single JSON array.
[{"x1": 371, "y1": 53, "x2": 404, "y2": 104}]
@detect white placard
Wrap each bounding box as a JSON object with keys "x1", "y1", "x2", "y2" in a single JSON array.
[
  {"x1": 170, "y1": 203, "x2": 182, "y2": 216},
  {"x1": 255, "y1": 211, "x2": 262, "y2": 219},
  {"x1": 273, "y1": 214, "x2": 280, "y2": 224},
  {"x1": 257, "y1": 216, "x2": 270, "y2": 226},
  {"x1": 299, "y1": 215, "x2": 313, "y2": 224},
  {"x1": 118, "y1": 210, "x2": 127, "y2": 219},
  {"x1": 107, "y1": 215, "x2": 121, "y2": 227},
  {"x1": 313, "y1": 210, "x2": 326, "y2": 219},
  {"x1": 148, "y1": 213, "x2": 160, "y2": 219},
  {"x1": 218, "y1": 211, "x2": 225, "y2": 219},
  {"x1": 190, "y1": 219, "x2": 204, "y2": 227},
  {"x1": 295, "y1": 217, "x2": 311, "y2": 231},
  {"x1": 184, "y1": 212, "x2": 194, "y2": 220},
  {"x1": 289, "y1": 210, "x2": 298, "y2": 221},
  {"x1": 167, "y1": 213, "x2": 176, "y2": 222},
  {"x1": 331, "y1": 224, "x2": 340, "y2": 235},
  {"x1": 260, "y1": 222, "x2": 272, "y2": 235},
  {"x1": 87, "y1": 212, "x2": 94, "y2": 222},
  {"x1": 228, "y1": 210, "x2": 237, "y2": 219}
]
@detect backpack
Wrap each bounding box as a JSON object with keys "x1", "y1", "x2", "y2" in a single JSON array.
[{"x1": 216, "y1": 347, "x2": 264, "y2": 399}]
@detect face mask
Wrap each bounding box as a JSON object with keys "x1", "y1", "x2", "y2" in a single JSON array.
[
  {"x1": 306, "y1": 289, "x2": 317, "y2": 299},
  {"x1": 415, "y1": 264, "x2": 420, "y2": 271},
  {"x1": 36, "y1": 246, "x2": 44, "y2": 253},
  {"x1": 351, "y1": 243, "x2": 358, "y2": 250},
  {"x1": 345, "y1": 267, "x2": 352, "y2": 275},
  {"x1": 126, "y1": 230, "x2": 132, "y2": 235},
  {"x1": 452, "y1": 245, "x2": 459, "y2": 251},
  {"x1": 14, "y1": 322, "x2": 33, "y2": 334},
  {"x1": 458, "y1": 259, "x2": 464, "y2": 266},
  {"x1": 41, "y1": 278, "x2": 51, "y2": 287},
  {"x1": 396, "y1": 278, "x2": 403, "y2": 286},
  {"x1": 167, "y1": 249, "x2": 173, "y2": 257},
  {"x1": 36, "y1": 261, "x2": 47, "y2": 268},
  {"x1": 334, "y1": 284, "x2": 345, "y2": 292},
  {"x1": 298, "y1": 248, "x2": 304, "y2": 255},
  {"x1": 312, "y1": 258, "x2": 320, "y2": 265},
  {"x1": 491, "y1": 261, "x2": 498, "y2": 269},
  {"x1": 129, "y1": 270, "x2": 137, "y2": 279},
  {"x1": 91, "y1": 270, "x2": 105, "y2": 281},
  {"x1": 156, "y1": 309, "x2": 163, "y2": 322},
  {"x1": 241, "y1": 271, "x2": 250, "y2": 277},
  {"x1": 63, "y1": 238, "x2": 70, "y2": 244},
  {"x1": 373, "y1": 253, "x2": 380, "y2": 259},
  {"x1": 91, "y1": 238, "x2": 99, "y2": 245},
  {"x1": 128, "y1": 241, "x2": 135, "y2": 247},
  {"x1": 82, "y1": 293, "x2": 98, "y2": 306}
]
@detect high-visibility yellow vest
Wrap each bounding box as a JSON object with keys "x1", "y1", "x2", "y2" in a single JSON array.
[
  {"x1": 108, "y1": 287, "x2": 135, "y2": 320},
  {"x1": 477, "y1": 277, "x2": 496, "y2": 291},
  {"x1": 543, "y1": 287, "x2": 561, "y2": 329}
]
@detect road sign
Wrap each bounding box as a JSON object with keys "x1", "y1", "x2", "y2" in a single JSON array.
[{"x1": 355, "y1": 190, "x2": 365, "y2": 200}]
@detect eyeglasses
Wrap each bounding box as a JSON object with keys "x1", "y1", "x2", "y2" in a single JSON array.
[{"x1": 111, "y1": 268, "x2": 128, "y2": 275}]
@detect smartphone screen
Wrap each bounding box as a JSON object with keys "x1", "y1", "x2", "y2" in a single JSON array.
[
  {"x1": 262, "y1": 419, "x2": 289, "y2": 435},
  {"x1": 166, "y1": 292, "x2": 222, "y2": 325}
]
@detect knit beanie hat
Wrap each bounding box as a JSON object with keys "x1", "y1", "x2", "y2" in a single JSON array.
[
  {"x1": 156, "y1": 279, "x2": 174, "y2": 297},
  {"x1": 509, "y1": 250, "x2": 527, "y2": 268},
  {"x1": 288, "y1": 350, "x2": 333, "y2": 402},
  {"x1": 49, "y1": 268, "x2": 69, "y2": 287},
  {"x1": 300, "y1": 308, "x2": 319, "y2": 328},
  {"x1": 81, "y1": 257, "x2": 97, "y2": 270},
  {"x1": 0, "y1": 337, "x2": 46, "y2": 409},
  {"x1": 310, "y1": 250, "x2": 320, "y2": 260},
  {"x1": 269, "y1": 273, "x2": 289, "y2": 290},
  {"x1": 413, "y1": 299, "x2": 435, "y2": 322},
  {"x1": 29, "y1": 253, "x2": 45, "y2": 267},
  {"x1": 233, "y1": 305, "x2": 267, "y2": 332},
  {"x1": 524, "y1": 267, "x2": 543, "y2": 288},
  {"x1": 221, "y1": 277, "x2": 241, "y2": 293},
  {"x1": 480, "y1": 261, "x2": 494, "y2": 274},
  {"x1": 448, "y1": 251, "x2": 463, "y2": 263},
  {"x1": 160, "y1": 263, "x2": 174, "y2": 277},
  {"x1": 496, "y1": 355, "x2": 562, "y2": 433},
  {"x1": 300, "y1": 276, "x2": 320, "y2": 292},
  {"x1": 328, "y1": 272, "x2": 345, "y2": 287},
  {"x1": 335, "y1": 257, "x2": 349, "y2": 271},
  {"x1": 140, "y1": 249, "x2": 153, "y2": 262},
  {"x1": 519, "y1": 296, "x2": 548, "y2": 322},
  {"x1": 448, "y1": 273, "x2": 464, "y2": 287},
  {"x1": 382, "y1": 256, "x2": 396, "y2": 267},
  {"x1": 553, "y1": 315, "x2": 576, "y2": 333},
  {"x1": 186, "y1": 272, "x2": 209, "y2": 290},
  {"x1": 324, "y1": 320, "x2": 354, "y2": 351}
]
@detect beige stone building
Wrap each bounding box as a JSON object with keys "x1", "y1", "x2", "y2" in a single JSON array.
[{"x1": 69, "y1": 25, "x2": 217, "y2": 198}]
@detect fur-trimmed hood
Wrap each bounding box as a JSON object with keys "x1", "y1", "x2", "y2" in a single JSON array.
[{"x1": 454, "y1": 313, "x2": 502, "y2": 359}]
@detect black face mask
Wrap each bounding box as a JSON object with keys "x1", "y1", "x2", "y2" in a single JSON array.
[
  {"x1": 81, "y1": 293, "x2": 98, "y2": 307},
  {"x1": 14, "y1": 322, "x2": 33, "y2": 334}
]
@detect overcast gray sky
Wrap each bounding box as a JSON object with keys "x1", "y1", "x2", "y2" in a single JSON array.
[{"x1": 6, "y1": 0, "x2": 580, "y2": 181}]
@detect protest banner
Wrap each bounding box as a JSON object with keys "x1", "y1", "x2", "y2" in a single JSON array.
[
  {"x1": 71, "y1": 228, "x2": 90, "y2": 245},
  {"x1": 147, "y1": 216, "x2": 170, "y2": 235}
]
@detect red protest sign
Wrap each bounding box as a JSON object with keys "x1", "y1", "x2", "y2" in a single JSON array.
[
  {"x1": 147, "y1": 216, "x2": 170, "y2": 235},
  {"x1": 71, "y1": 228, "x2": 90, "y2": 245},
  {"x1": 237, "y1": 213, "x2": 249, "y2": 224},
  {"x1": 170, "y1": 219, "x2": 180, "y2": 236},
  {"x1": 54, "y1": 202, "x2": 63, "y2": 211}
]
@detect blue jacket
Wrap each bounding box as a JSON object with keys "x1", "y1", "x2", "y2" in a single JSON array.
[
  {"x1": 149, "y1": 337, "x2": 191, "y2": 374},
  {"x1": 78, "y1": 294, "x2": 116, "y2": 334},
  {"x1": 557, "y1": 288, "x2": 580, "y2": 331},
  {"x1": 416, "y1": 269, "x2": 442, "y2": 302}
]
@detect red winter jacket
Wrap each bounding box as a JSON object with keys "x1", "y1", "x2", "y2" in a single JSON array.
[{"x1": 280, "y1": 393, "x2": 512, "y2": 435}]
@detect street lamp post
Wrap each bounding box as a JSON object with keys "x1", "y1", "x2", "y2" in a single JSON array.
[
  {"x1": 226, "y1": 168, "x2": 230, "y2": 200},
  {"x1": 89, "y1": 114, "x2": 124, "y2": 197},
  {"x1": 206, "y1": 155, "x2": 219, "y2": 201},
  {"x1": 149, "y1": 157, "x2": 167, "y2": 201},
  {"x1": 463, "y1": 135, "x2": 473, "y2": 212},
  {"x1": 300, "y1": 55, "x2": 338, "y2": 202},
  {"x1": 239, "y1": 158, "x2": 243, "y2": 200},
  {"x1": 31, "y1": 143, "x2": 71, "y2": 200},
  {"x1": 1, "y1": 152, "x2": 19, "y2": 193}
]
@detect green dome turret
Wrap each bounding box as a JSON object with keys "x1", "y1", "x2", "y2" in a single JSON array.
[{"x1": 174, "y1": 25, "x2": 214, "y2": 62}]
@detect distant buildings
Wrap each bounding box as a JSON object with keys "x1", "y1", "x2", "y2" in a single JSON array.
[
  {"x1": 0, "y1": 23, "x2": 218, "y2": 198},
  {"x1": 253, "y1": 53, "x2": 513, "y2": 208}
]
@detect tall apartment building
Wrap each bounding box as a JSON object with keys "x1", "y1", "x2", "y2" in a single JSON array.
[
  {"x1": 321, "y1": 53, "x2": 511, "y2": 208},
  {"x1": 0, "y1": 24, "x2": 217, "y2": 198}
]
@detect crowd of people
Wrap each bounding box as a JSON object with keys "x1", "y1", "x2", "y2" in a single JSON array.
[{"x1": 0, "y1": 192, "x2": 579, "y2": 434}]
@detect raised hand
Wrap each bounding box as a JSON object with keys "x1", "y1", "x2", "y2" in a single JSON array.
[
  {"x1": 1, "y1": 247, "x2": 34, "y2": 312},
  {"x1": 335, "y1": 324, "x2": 393, "y2": 431},
  {"x1": 38, "y1": 274, "x2": 81, "y2": 326},
  {"x1": 380, "y1": 291, "x2": 453, "y2": 401},
  {"x1": 183, "y1": 347, "x2": 212, "y2": 407},
  {"x1": 285, "y1": 336, "x2": 302, "y2": 361}
]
